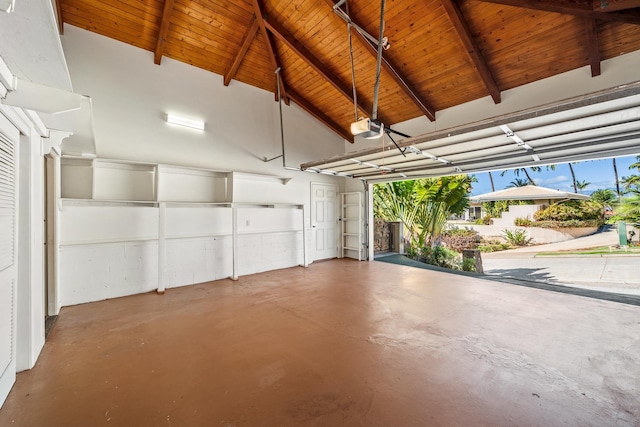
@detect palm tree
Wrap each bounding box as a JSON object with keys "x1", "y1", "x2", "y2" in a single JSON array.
[
  {"x1": 590, "y1": 189, "x2": 617, "y2": 205},
  {"x1": 415, "y1": 175, "x2": 475, "y2": 247},
  {"x1": 567, "y1": 163, "x2": 578, "y2": 193},
  {"x1": 575, "y1": 180, "x2": 591, "y2": 193},
  {"x1": 621, "y1": 155, "x2": 640, "y2": 194},
  {"x1": 373, "y1": 175, "x2": 475, "y2": 249},
  {"x1": 500, "y1": 168, "x2": 535, "y2": 185},
  {"x1": 617, "y1": 194, "x2": 640, "y2": 227},
  {"x1": 488, "y1": 171, "x2": 495, "y2": 192},
  {"x1": 506, "y1": 178, "x2": 530, "y2": 188},
  {"x1": 373, "y1": 180, "x2": 422, "y2": 244},
  {"x1": 613, "y1": 158, "x2": 621, "y2": 198}
]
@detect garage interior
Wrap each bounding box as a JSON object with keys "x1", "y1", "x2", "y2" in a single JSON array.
[{"x1": 1, "y1": 0, "x2": 639, "y2": 424}]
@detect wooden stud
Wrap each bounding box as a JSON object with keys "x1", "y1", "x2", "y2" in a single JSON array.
[
  {"x1": 593, "y1": 0, "x2": 640, "y2": 13},
  {"x1": 224, "y1": 16, "x2": 259, "y2": 86},
  {"x1": 441, "y1": 0, "x2": 501, "y2": 104},
  {"x1": 324, "y1": 0, "x2": 437, "y2": 121},
  {"x1": 154, "y1": 0, "x2": 175, "y2": 65},
  {"x1": 263, "y1": 18, "x2": 377, "y2": 123},
  {"x1": 251, "y1": 0, "x2": 288, "y2": 103},
  {"x1": 585, "y1": 18, "x2": 602, "y2": 77},
  {"x1": 54, "y1": 0, "x2": 64, "y2": 34},
  {"x1": 476, "y1": 0, "x2": 640, "y2": 25}
]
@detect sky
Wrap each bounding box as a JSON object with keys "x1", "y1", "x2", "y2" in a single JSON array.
[{"x1": 470, "y1": 154, "x2": 640, "y2": 196}]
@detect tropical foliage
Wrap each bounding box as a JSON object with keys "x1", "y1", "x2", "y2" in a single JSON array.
[
  {"x1": 614, "y1": 195, "x2": 640, "y2": 227},
  {"x1": 373, "y1": 175, "x2": 475, "y2": 249},
  {"x1": 621, "y1": 155, "x2": 640, "y2": 194},
  {"x1": 533, "y1": 200, "x2": 604, "y2": 226},
  {"x1": 502, "y1": 229, "x2": 532, "y2": 246},
  {"x1": 590, "y1": 188, "x2": 617, "y2": 206}
]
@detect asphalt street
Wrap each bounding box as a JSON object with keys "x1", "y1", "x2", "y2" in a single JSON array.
[{"x1": 481, "y1": 227, "x2": 640, "y2": 295}]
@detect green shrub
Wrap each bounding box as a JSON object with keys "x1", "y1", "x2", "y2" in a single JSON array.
[
  {"x1": 476, "y1": 215, "x2": 493, "y2": 225},
  {"x1": 407, "y1": 245, "x2": 462, "y2": 270},
  {"x1": 462, "y1": 257, "x2": 476, "y2": 272},
  {"x1": 502, "y1": 229, "x2": 532, "y2": 246},
  {"x1": 534, "y1": 200, "x2": 603, "y2": 222},
  {"x1": 514, "y1": 217, "x2": 533, "y2": 226},
  {"x1": 534, "y1": 219, "x2": 601, "y2": 228},
  {"x1": 441, "y1": 229, "x2": 480, "y2": 252},
  {"x1": 478, "y1": 241, "x2": 511, "y2": 252}
]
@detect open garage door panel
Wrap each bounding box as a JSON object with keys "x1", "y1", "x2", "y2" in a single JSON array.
[{"x1": 301, "y1": 83, "x2": 640, "y2": 182}]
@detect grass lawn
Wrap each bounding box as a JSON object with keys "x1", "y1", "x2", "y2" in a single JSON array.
[{"x1": 536, "y1": 245, "x2": 640, "y2": 256}]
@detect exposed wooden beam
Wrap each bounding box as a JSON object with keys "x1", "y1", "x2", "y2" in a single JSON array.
[
  {"x1": 584, "y1": 18, "x2": 602, "y2": 76},
  {"x1": 262, "y1": 18, "x2": 383, "y2": 124},
  {"x1": 593, "y1": 0, "x2": 640, "y2": 12},
  {"x1": 224, "y1": 17, "x2": 259, "y2": 86},
  {"x1": 154, "y1": 0, "x2": 175, "y2": 65},
  {"x1": 440, "y1": 0, "x2": 501, "y2": 104},
  {"x1": 54, "y1": 0, "x2": 64, "y2": 34},
  {"x1": 251, "y1": 0, "x2": 288, "y2": 103},
  {"x1": 475, "y1": 0, "x2": 640, "y2": 25},
  {"x1": 325, "y1": 0, "x2": 437, "y2": 121},
  {"x1": 287, "y1": 89, "x2": 353, "y2": 142}
]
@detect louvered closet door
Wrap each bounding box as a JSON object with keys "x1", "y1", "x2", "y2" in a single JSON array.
[{"x1": 0, "y1": 126, "x2": 18, "y2": 407}]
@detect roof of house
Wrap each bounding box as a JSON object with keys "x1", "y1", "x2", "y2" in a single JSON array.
[{"x1": 470, "y1": 185, "x2": 591, "y2": 203}]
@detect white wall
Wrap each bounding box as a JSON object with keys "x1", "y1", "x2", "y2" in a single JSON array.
[
  {"x1": 53, "y1": 26, "x2": 348, "y2": 306},
  {"x1": 61, "y1": 26, "x2": 344, "y2": 173},
  {"x1": 16, "y1": 130, "x2": 46, "y2": 371}
]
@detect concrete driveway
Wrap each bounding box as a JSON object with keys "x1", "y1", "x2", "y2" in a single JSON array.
[{"x1": 481, "y1": 227, "x2": 640, "y2": 295}]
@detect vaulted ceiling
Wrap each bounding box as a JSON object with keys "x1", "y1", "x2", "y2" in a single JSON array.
[{"x1": 56, "y1": 0, "x2": 640, "y2": 142}]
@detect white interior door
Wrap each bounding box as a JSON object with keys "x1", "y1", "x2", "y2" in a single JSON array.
[
  {"x1": 311, "y1": 183, "x2": 338, "y2": 261},
  {"x1": 0, "y1": 121, "x2": 19, "y2": 407}
]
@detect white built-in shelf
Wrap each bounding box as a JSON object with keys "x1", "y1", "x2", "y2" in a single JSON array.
[
  {"x1": 341, "y1": 192, "x2": 363, "y2": 261},
  {"x1": 60, "y1": 156, "x2": 294, "y2": 204}
]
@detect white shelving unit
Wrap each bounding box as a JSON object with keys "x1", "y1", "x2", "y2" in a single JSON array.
[
  {"x1": 341, "y1": 192, "x2": 362, "y2": 261},
  {"x1": 56, "y1": 156, "x2": 308, "y2": 305}
]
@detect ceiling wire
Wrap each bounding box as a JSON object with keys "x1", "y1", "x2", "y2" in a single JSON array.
[
  {"x1": 371, "y1": 0, "x2": 386, "y2": 122},
  {"x1": 346, "y1": 0, "x2": 359, "y2": 122}
]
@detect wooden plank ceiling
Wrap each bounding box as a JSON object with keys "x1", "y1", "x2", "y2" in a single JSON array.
[{"x1": 59, "y1": 0, "x2": 640, "y2": 142}]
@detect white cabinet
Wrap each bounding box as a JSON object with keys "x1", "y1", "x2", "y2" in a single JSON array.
[{"x1": 341, "y1": 192, "x2": 363, "y2": 261}]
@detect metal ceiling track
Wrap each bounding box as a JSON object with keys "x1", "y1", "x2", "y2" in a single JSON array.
[{"x1": 300, "y1": 82, "x2": 640, "y2": 181}]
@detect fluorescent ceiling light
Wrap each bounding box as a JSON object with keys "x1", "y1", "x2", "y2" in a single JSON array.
[
  {"x1": 350, "y1": 118, "x2": 383, "y2": 139},
  {"x1": 166, "y1": 114, "x2": 205, "y2": 130},
  {"x1": 0, "y1": 0, "x2": 16, "y2": 13}
]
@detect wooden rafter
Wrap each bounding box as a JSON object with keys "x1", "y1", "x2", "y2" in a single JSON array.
[
  {"x1": 584, "y1": 18, "x2": 602, "y2": 77},
  {"x1": 287, "y1": 89, "x2": 353, "y2": 142},
  {"x1": 251, "y1": 0, "x2": 288, "y2": 103},
  {"x1": 593, "y1": 0, "x2": 640, "y2": 12},
  {"x1": 475, "y1": 0, "x2": 640, "y2": 25},
  {"x1": 440, "y1": 0, "x2": 501, "y2": 104},
  {"x1": 262, "y1": 18, "x2": 385, "y2": 125},
  {"x1": 225, "y1": 16, "x2": 259, "y2": 86},
  {"x1": 54, "y1": 0, "x2": 64, "y2": 34},
  {"x1": 325, "y1": 0, "x2": 437, "y2": 122},
  {"x1": 154, "y1": 0, "x2": 175, "y2": 65}
]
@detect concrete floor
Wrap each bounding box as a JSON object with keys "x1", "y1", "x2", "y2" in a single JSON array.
[{"x1": 1, "y1": 259, "x2": 639, "y2": 426}]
